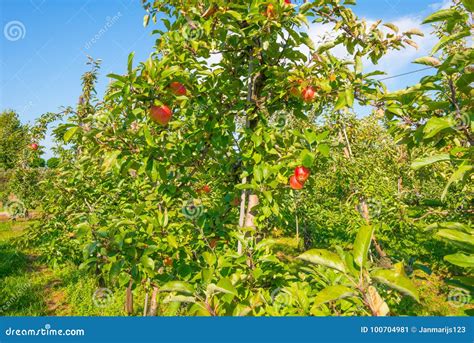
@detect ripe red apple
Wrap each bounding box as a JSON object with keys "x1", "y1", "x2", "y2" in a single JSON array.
[
  {"x1": 30, "y1": 143, "x2": 38, "y2": 151},
  {"x1": 150, "y1": 105, "x2": 172, "y2": 126},
  {"x1": 301, "y1": 86, "x2": 316, "y2": 102},
  {"x1": 201, "y1": 185, "x2": 211, "y2": 194},
  {"x1": 284, "y1": 0, "x2": 291, "y2": 4},
  {"x1": 289, "y1": 175, "x2": 304, "y2": 190},
  {"x1": 266, "y1": 4, "x2": 274, "y2": 17},
  {"x1": 210, "y1": 238, "x2": 219, "y2": 249},
  {"x1": 164, "y1": 257, "x2": 173, "y2": 266},
  {"x1": 294, "y1": 166, "x2": 310, "y2": 183},
  {"x1": 170, "y1": 81, "x2": 187, "y2": 96}
]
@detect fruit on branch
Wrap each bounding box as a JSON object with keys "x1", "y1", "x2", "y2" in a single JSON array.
[
  {"x1": 30, "y1": 143, "x2": 39, "y2": 151},
  {"x1": 198, "y1": 185, "x2": 211, "y2": 194},
  {"x1": 164, "y1": 257, "x2": 173, "y2": 266},
  {"x1": 289, "y1": 175, "x2": 304, "y2": 190},
  {"x1": 284, "y1": 0, "x2": 292, "y2": 5},
  {"x1": 294, "y1": 166, "x2": 310, "y2": 183},
  {"x1": 301, "y1": 86, "x2": 316, "y2": 102},
  {"x1": 266, "y1": 4, "x2": 275, "y2": 17},
  {"x1": 150, "y1": 105, "x2": 172, "y2": 126},
  {"x1": 170, "y1": 81, "x2": 187, "y2": 96}
]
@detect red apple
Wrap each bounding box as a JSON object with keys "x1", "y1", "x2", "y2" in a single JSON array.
[
  {"x1": 164, "y1": 257, "x2": 173, "y2": 266},
  {"x1": 30, "y1": 143, "x2": 38, "y2": 151},
  {"x1": 266, "y1": 4, "x2": 274, "y2": 17},
  {"x1": 170, "y1": 81, "x2": 187, "y2": 96},
  {"x1": 301, "y1": 86, "x2": 316, "y2": 102},
  {"x1": 284, "y1": 0, "x2": 291, "y2": 4},
  {"x1": 289, "y1": 175, "x2": 304, "y2": 190},
  {"x1": 294, "y1": 166, "x2": 310, "y2": 183},
  {"x1": 150, "y1": 105, "x2": 172, "y2": 126},
  {"x1": 201, "y1": 185, "x2": 211, "y2": 194}
]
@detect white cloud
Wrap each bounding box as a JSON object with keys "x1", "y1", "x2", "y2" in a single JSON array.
[{"x1": 429, "y1": 0, "x2": 453, "y2": 10}]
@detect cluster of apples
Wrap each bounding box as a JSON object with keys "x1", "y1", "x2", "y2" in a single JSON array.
[
  {"x1": 149, "y1": 81, "x2": 187, "y2": 126},
  {"x1": 289, "y1": 166, "x2": 310, "y2": 190}
]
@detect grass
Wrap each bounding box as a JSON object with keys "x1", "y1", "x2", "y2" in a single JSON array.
[{"x1": 0, "y1": 218, "x2": 471, "y2": 316}]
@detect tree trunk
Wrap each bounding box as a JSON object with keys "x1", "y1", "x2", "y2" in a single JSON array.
[
  {"x1": 148, "y1": 286, "x2": 159, "y2": 316},
  {"x1": 125, "y1": 280, "x2": 134, "y2": 315}
]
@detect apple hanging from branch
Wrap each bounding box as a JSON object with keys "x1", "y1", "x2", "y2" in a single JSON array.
[
  {"x1": 170, "y1": 81, "x2": 187, "y2": 96},
  {"x1": 150, "y1": 105, "x2": 173, "y2": 126}
]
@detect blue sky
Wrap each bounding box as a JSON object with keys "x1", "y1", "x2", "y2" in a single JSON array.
[{"x1": 0, "y1": 0, "x2": 449, "y2": 159}]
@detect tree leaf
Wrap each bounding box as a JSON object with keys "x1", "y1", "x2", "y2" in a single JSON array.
[
  {"x1": 63, "y1": 126, "x2": 79, "y2": 142},
  {"x1": 312, "y1": 285, "x2": 355, "y2": 309},
  {"x1": 435, "y1": 229, "x2": 474, "y2": 249},
  {"x1": 297, "y1": 249, "x2": 346, "y2": 272},
  {"x1": 423, "y1": 117, "x2": 455, "y2": 138},
  {"x1": 411, "y1": 154, "x2": 450, "y2": 170},
  {"x1": 353, "y1": 225, "x2": 374, "y2": 268},
  {"x1": 431, "y1": 30, "x2": 470, "y2": 54},
  {"x1": 140, "y1": 256, "x2": 155, "y2": 271},
  {"x1": 160, "y1": 281, "x2": 194, "y2": 295},
  {"x1": 422, "y1": 9, "x2": 461, "y2": 24},
  {"x1": 444, "y1": 253, "x2": 474, "y2": 268},
  {"x1": 371, "y1": 269, "x2": 419, "y2": 301},
  {"x1": 442, "y1": 165, "x2": 473, "y2": 200},
  {"x1": 163, "y1": 295, "x2": 196, "y2": 303},
  {"x1": 413, "y1": 56, "x2": 441, "y2": 67},
  {"x1": 366, "y1": 286, "x2": 390, "y2": 316}
]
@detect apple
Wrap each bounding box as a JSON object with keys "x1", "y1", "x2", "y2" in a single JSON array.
[
  {"x1": 266, "y1": 4, "x2": 274, "y2": 17},
  {"x1": 210, "y1": 238, "x2": 219, "y2": 249},
  {"x1": 294, "y1": 166, "x2": 310, "y2": 183},
  {"x1": 284, "y1": 0, "x2": 291, "y2": 4},
  {"x1": 201, "y1": 185, "x2": 211, "y2": 193},
  {"x1": 289, "y1": 175, "x2": 304, "y2": 190},
  {"x1": 30, "y1": 143, "x2": 38, "y2": 151},
  {"x1": 150, "y1": 105, "x2": 172, "y2": 126},
  {"x1": 170, "y1": 81, "x2": 187, "y2": 96},
  {"x1": 301, "y1": 86, "x2": 316, "y2": 102},
  {"x1": 164, "y1": 257, "x2": 173, "y2": 266}
]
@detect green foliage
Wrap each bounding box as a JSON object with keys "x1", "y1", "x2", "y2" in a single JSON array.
[{"x1": 0, "y1": 110, "x2": 28, "y2": 170}]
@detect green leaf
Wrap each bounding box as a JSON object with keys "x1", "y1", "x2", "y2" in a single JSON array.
[
  {"x1": 140, "y1": 256, "x2": 155, "y2": 271},
  {"x1": 444, "y1": 253, "x2": 474, "y2": 268},
  {"x1": 160, "y1": 281, "x2": 194, "y2": 295},
  {"x1": 423, "y1": 117, "x2": 455, "y2": 138},
  {"x1": 297, "y1": 249, "x2": 346, "y2": 272},
  {"x1": 143, "y1": 14, "x2": 150, "y2": 27},
  {"x1": 300, "y1": 149, "x2": 315, "y2": 167},
  {"x1": 431, "y1": 30, "x2": 471, "y2": 54},
  {"x1": 127, "y1": 52, "x2": 135, "y2": 73},
  {"x1": 353, "y1": 225, "x2": 374, "y2": 268},
  {"x1": 435, "y1": 229, "x2": 474, "y2": 248},
  {"x1": 413, "y1": 56, "x2": 441, "y2": 67},
  {"x1": 411, "y1": 154, "x2": 450, "y2": 170},
  {"x1": 442, "y1": 165, "x2": 473, "y2": 200},
  {"x1": 334, "y1": 91, "x2": 347, "y2": 110},
  {"x1": 383, "y1": 23, "x2": 399, "y2": 33},
  {"x1": 317, "y1": 144, "x2": 330, "y2": 157},
  {"x1": 422, "y1": 9, "x2": 461, "y2": 24},
  {"x1": 102, "y1": 150, "x2": 121, "y2": 172},
  {"x1": 163, "y1": 295, "x2": 196, "y2": 303},
  {"x1": 312, "y1": 285, "x2": 355, "y2": 309},
  {"x1": 371, "y1": 269, "x2": 419, "y2": 301},
  {"x1": 462, "y1": 0, "x2": 474, "y2": 12},
  {"x1": 63, "y1": 126, "x2": 79, "y2": 142}
]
